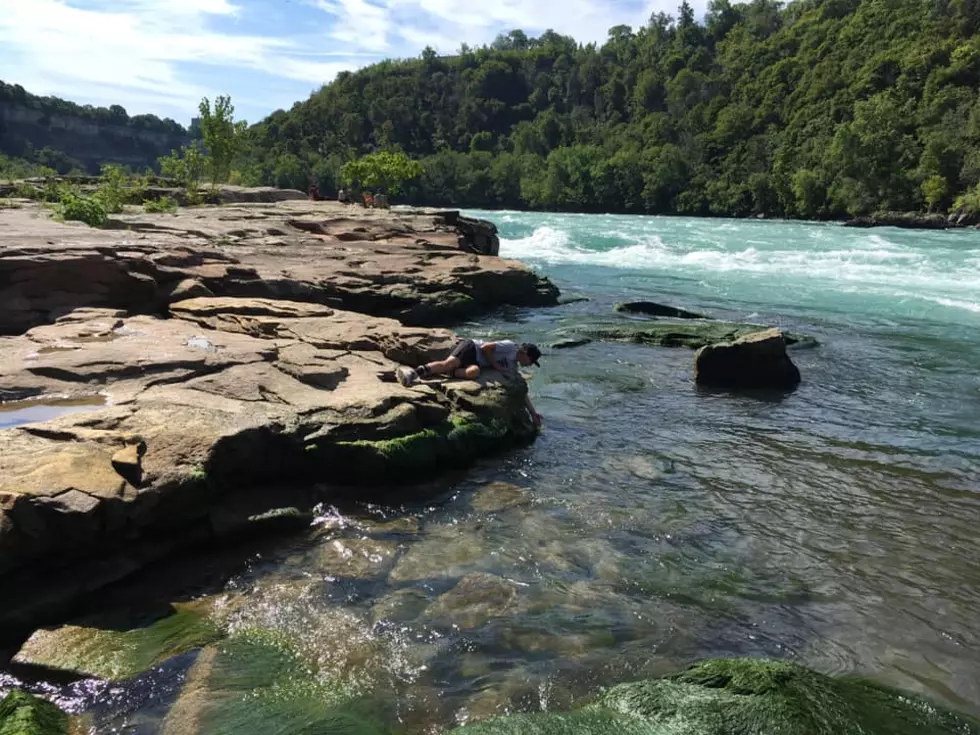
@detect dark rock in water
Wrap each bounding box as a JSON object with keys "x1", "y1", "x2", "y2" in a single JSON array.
[
  {"x1": 695, "y1": 328, "x2": 801, "y2": 389},
  {"x1": 556, "y1": 320, "x2": 815, "y2": 351},
  {"x1": 558, "y1": 296, "x2": 590, "y2": 305},
  {"x1": 0, "y1": 689, "x2": 70, "y2": 734},
  {"x1": 551, "y1": 338, "x2": 593, "y2": 350},
  {"x1": 614, "y1": 301, "x2": 708, "y2": 320},
  {"x1": 451, "y1": 658, "x2": 980, "y2": 734},
  {"x1": 844, "y1": 212, "x2": 953, "y2": 230}
]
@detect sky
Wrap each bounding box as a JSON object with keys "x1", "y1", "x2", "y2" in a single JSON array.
[{"x1": 0, "y1": 0, "x2": 709, "y2": 126}]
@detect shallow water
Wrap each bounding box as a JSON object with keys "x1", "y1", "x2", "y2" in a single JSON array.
[
  {"x1": 0, "y1": 395, "x2": 107, "y2": 429},
  {"x1": 3, "y1": 214, "x2": 980, "y2": 732}
]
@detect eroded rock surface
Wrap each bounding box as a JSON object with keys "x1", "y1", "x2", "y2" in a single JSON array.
[
  {"x1": 0, "y1": 200, "x2": 553, "y2": 641},
  {"x1": 0, "y1": 200, "x2": 557, "y2": 336}
]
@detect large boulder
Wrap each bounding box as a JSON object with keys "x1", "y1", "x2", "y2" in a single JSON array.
[
  {"x1": 694, "y1": 328, "x2": 802, "y2": 389},
  {"x1": 452, "y1": 658, "x2": 980, "y2": 734}
]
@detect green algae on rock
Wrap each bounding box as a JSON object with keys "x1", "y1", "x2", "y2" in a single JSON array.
[
  {"x1": 552, "y1": 320, "x2": 817, "y2": 351},
  {"x1": 162, "y1": 628, "x2": 389, "y2": 735},
  {"x1": 12, "y1": 604, "x2": 223, "y2": 681},
  {"x1": 451, "y1": 658, "x2": 980, "y2": 735},
  {"x1": 309, "y1": 408, "x2": 535, "y2": 486},
  {"x1": 0, "y1": 690, "x2": 68, "y2": 735}
]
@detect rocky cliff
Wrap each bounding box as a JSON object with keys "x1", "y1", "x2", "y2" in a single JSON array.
[{"x1": 0, "y1": 81, "x2": 188, "y2": 173}]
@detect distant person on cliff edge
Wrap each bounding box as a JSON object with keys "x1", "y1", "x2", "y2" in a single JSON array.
[{"x1": 396, "y1": 338, "x2": 543, "y2": 427}]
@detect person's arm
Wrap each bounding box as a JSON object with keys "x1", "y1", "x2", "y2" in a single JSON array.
[{"x1": 525, "y1": 393, "x2": 542, "y2": 427}]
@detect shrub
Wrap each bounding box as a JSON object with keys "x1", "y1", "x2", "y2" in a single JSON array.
[
  {"x1": 94, "y1": 163, "x2": 127, "y2": 213},
  {"x1": 144, "y1": 196, "x2": 177, "y2": 213},
  {"x1": 58, "y1": 194, "x2": 108, "y2": 227}
]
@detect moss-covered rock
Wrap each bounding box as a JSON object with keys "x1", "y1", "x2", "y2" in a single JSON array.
[
  {"x1": 451, "y1": 658, "x2": 980, "y2": 735},
  {"x1": 12, "y1": 603, "x2": 223, "y2": 681},
  {"x1": 0, "y1": 690, "x2": 68, "y2": 735},
  {"x1": 553, "y1": 321, "x2": 816, "y2": 350},
  {"x1": 162, "y1": 628, "x2": 389, "y2": 735},
  {"x1": 307, "y1": 408, "x2": 533, "y2": 485}
]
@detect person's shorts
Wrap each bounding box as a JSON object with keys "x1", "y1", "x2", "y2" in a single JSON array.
[{"x1": 451, "y1": 339, "x2": 480, "y2": 367}]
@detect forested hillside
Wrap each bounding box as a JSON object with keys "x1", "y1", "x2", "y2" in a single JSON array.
[
  {"x1": 243, "y1": 0, "x2": 980, "y2": 218},
  {"x1": 0, "y1": 81, "x2": 189, "y2": 176}
]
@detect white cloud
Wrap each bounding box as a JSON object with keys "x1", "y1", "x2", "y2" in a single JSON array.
[{"x1": 0, "y1": 0, "x2": 709, "y2": 123}]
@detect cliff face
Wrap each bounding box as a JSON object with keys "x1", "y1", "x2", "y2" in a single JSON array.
[{"x1": 0, "y1": 82, "x2": 189, "y2": 173}]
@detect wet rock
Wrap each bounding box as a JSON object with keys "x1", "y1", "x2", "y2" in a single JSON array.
[
  {"x1": 425, "y1": 573, "x2": 519, "y2": 629},
  {"x1": 315, "y1": 536, "x2": 398, "y2": 579},
  {"x1": 12, "y1": 603, "x2": 222, "y2": 681},
  {"x1": 614, "y1": 301, "x2": 708, "y2": 319},
  {"x1": 370, "y1": 587, "x2": 432, "y2": 625},
  {"x1": 451, "y1": 658, "x2": 980, "y2": 734},
  {"x1": 551, "y1": 338, "x2": 593, "y2": 350},
  {"x1": 555, "y1": 319, "x2": 815, "y2": 350},
  {"x1": 695, "y1": 327, "x2": 802, "y2": 390},
  {"x1": 388, "y1": 522, "x2": 493, "y2": 582},
  {"x1": 844, "y1": 211, "x2": 954, "y2": 230},
  {"x1": 361, "y1": 515, "x2": 421, "y2": 536},
  {"x1": 159, "y1": 628, "x2": 390, "y2": 735},
  {"x1": 0, "y1": 689, "x2": 69, "y2": 735},
  {"x1": 470, "y1": 482, "x2": 532, "y2": 514}
]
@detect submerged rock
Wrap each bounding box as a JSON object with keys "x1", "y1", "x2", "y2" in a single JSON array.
[
  {"x1": 160, "y1": 629, "x2": 389, "y2": 735},
  {"x1": 614, "y1": 301, "x2": 708, "y2": 320},
  {"x1": 470, "y1": 482, "x2": 532, "y2": 514},
  {"x1": 695, "y1": 328, "x2": 801, "y2": 390},
  {"x1": 0, "y1": 690, "x2": 69, "y2": 735},
  {"x1": 451, "y1": 658, "x2": 980, "y2": 734},
  {"x1": 425, "y1": 573, "x2": 520, "y2": 629},
  {"x1": 555, "y1": 320, "x2": 815, "y2": 351}
]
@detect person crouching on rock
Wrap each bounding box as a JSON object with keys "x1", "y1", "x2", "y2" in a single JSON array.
[{"x1": 397, "y1": 339, "x2": 544, "y2": 426}]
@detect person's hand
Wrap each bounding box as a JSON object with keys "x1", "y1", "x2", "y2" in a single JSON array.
[{"x1": 532, "y1": 411, "x2": 543, "y2": 428}]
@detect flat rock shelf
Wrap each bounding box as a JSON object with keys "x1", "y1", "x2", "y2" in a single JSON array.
[{"x1": 0, "y1": 198, "x2": 559, "y2": 642}]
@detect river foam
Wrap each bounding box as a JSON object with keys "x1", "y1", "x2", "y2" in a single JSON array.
[{"x1": 492, "y1": 215, "x2": 980, "y2": 321}]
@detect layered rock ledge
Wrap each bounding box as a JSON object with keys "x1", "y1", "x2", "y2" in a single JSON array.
[{"x1": 0, "y1": 200, "x2": 557, "y2": 641}]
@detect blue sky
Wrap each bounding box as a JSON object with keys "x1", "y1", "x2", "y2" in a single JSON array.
[{"x1": 0, "y1": 0, "x2": 708, "y2": 126}]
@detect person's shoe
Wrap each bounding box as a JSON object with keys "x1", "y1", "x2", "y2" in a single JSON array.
[{"x1": 396, "y1": 366, "x2": 419, "y2": 387}]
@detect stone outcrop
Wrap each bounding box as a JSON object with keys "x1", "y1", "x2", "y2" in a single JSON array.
[
  {"x1": 844, "y1": 211, "x2": 980, "y2": 230},
  {"x1": 0, "y1": 200, "x2": 557, "y2": 336},
  {"x1": 0, "y1": 199, "x2": 555, "y2": 642},
  {"x1": 694, "y1": 328, "x2": 802, "y2": 390}
]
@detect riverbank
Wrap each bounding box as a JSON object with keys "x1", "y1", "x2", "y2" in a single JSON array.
[{"x1": 0, "y1": 198, "x2": 558, "y2": 644}]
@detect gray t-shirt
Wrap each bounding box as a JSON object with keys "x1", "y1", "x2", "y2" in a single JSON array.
[{"x1": 474, "y1": 339, "x2": 518, "y2": 371}]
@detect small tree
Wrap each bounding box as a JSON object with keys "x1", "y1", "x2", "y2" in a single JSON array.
[
  {"x1": 340, "y1": 151, "x2": 424, "y2": 197},
  {"x1": 159, "y1": 145, "x2": 205, "y2": 204},
  {"x1": 198, "y1": 95, "x2": 247, "y2": 188},
  {"x1": 921, "y1": 175, "x2": 948, "y2": 212}
]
